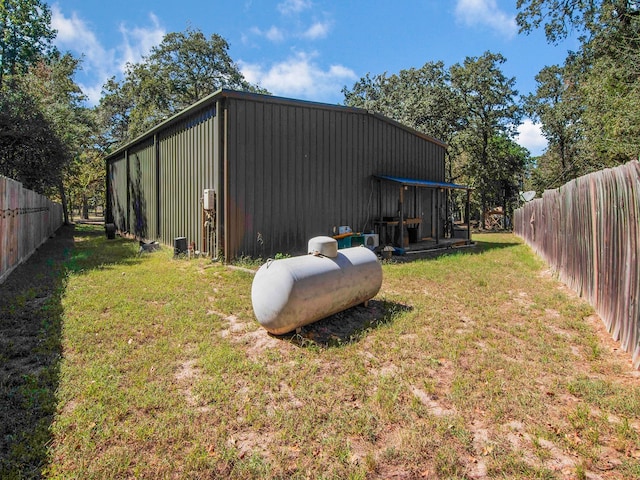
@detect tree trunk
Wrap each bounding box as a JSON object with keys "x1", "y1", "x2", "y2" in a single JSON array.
[
  {"x1": 502, "y1": 188, "x2": 507, "y2": 230},
  {"x1": 82, "y1": 194, "x2": 89, "y2": 219},
  {"x1": 58, "y1": 182, "x2": 70, "y2": 225}
]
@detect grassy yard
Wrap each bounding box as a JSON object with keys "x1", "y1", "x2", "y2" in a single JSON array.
[{"x1": 4, "y1": 224, "x2": 640, "y2": 479}]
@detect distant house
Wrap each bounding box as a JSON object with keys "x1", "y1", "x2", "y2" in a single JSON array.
[{"x1": 105, "y1": 89, "x2": 470, "y2": 261}]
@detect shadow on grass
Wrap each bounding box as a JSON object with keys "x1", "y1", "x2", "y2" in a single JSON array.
[
  {"x1": 0, "y1": 223, "x2": 142, "y2": 478},
  {"x1": 472, "y1": 231, "x2": 523, "y2": 251},
  {"x1": 65, "y1": 223, "x2": 145, "y2": 275},
  {"x1": 393, "y1": 232, "x2": 524, "y2": 263},
  {"x1": 272, "y1": 299, "x2": 412, "y2": 348}
]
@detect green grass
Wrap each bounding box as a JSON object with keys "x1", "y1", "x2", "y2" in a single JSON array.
[
  {"x1": 0, "y1": 225, "x2": 73, "y2": 479},
  {"x1": 11, "y1": 227, "x2": 638, "y2": 479}
]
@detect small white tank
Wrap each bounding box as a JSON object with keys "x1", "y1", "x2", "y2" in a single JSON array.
[
  {"x1": 251, "y1": 238, "x2": 382, "y2": 335},
  {"x1": 307, "y1": 235, "x2": 338, "y2": 258}
]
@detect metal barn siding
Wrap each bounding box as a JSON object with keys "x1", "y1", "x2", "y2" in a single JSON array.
[
  {"x1": 223, "y1": 95, "x2": 445, "y2": 259},
  {"x1": 106, "y1": 89, "x2": 446, "y2": 261},
  {"x1": 128, "y1": 139, "x2": 157, "y2": 240},
  {"x1": 108, "y1": 154, "x2": 129, "y2": 232},
  {"x1": 106, "y1": 103, "x2": 217, "y2": 250},
  {"x1": 157, "y1": 106, "x2": 216, "y2": 252}
]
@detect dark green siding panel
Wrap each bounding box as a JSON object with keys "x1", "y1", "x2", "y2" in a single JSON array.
[
  {"x1": 157, "y1": 107, "x2": 216, "y2": 252},
  {"x1": 106, "y1": 92, "x2": 445, "y2": 261},
  {"x1": 128, "y1": 141, "x2": 157, "y2": 239},
  {"x1": 224, "y1": 97, "x2": 445, "y2": 259},
  {"x1": 108, "y1": 155, "x2": 128, "y2": 232}
]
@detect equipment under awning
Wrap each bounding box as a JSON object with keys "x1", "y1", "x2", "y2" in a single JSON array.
[{"x1": 373, "y1": 174, "x2": 473, "y2": 248}]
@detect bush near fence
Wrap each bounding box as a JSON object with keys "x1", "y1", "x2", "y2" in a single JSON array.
[
  {"x1": 0, "y1": 175, "x2": 64, "y2": 284},
  {"x1": 514, "y1": 160, "x2": 640, "y2": 369}
]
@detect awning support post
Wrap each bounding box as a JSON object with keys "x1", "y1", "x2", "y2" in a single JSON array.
[
  {"x1": 399, "y1": 185, "x2": 405, "y2": 247},
  {"x1": 436, "y1": 189, "x2": 441, "y2": 244},
  {"x1": 466, "y1": 188, "x2": 471, "y2": 241}
]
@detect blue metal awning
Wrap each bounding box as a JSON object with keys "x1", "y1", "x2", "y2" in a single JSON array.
[{"x1": 374, "y1": 174, "x2": 472, "y2": 190}]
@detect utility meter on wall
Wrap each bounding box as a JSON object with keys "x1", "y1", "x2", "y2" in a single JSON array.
[{"x1": 203, "y1": 189, "x2": 216, "y2": 210}]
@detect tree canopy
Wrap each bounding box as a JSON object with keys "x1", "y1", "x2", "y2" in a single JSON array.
[
  {"x1": 99, "y1": 27, "x2": 268, "y2": 146},
  {"x1": 0, "y1": 52, "x2": 96, "y2": 221},
  {"x1": 516, "y1": 0, "x2": 640, "y2": 43},
  {"x1": 1, "y1": 18, "x2": 270, "y2": 221},
  {"x1": 0, "y1": 1, "x2": 96, "y2": 222},
  {"x1": 343, "y1": 52, "x2": 527, "y2": 224},
  {"x1": 0, "y1": 0, "x2": 56, "y2": 88},
  {"x1": 3, "y1": 1, "x2": 639, "y2": 227},
  {"x1": 342, "y1": 61, "x2": 464, "y2": 146},
  {"x1": 0, "y1": 0, "x2": 74, "y2": 195},
  {"x1": 518, "y1": 0, "x2": 640, "y2": 188}
]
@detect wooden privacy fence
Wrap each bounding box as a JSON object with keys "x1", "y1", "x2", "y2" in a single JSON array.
[
  {"x1": 0, "y1": 175, "x2": 64, "y2": 284},
  {"x1": 514, "y1": 160, "x2": 640, "y2": 369}
]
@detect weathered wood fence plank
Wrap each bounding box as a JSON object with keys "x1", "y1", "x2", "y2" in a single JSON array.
[
  {"x1": 514, "y1": 161, "x2": 640, "y2": 369},
  {"x1": 0, "y1": 176, "x2": 64, "y2": 284}
]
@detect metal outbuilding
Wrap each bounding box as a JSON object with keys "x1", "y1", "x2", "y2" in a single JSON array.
[{"x1": 105, "y1": 89, "x2": 463, "y2": 261}]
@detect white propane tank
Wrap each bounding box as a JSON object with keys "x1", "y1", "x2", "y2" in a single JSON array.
[{"x1": 251, "y1": 238, "x2": 382, "y2": 335}]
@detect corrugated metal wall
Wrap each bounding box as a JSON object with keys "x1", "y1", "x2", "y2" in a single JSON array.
[
  {"x1": 224, "y1": 96, "x2": 445, "y2": 259},
  {"x1": 514, "y1": 160, "x2": 640, "y2": 369},
  {"x1": 108, "y1": 155, "x2": 129, "y2": 232},
  {"x1": 129, "y1": 139, "x2": 157, "y2": 240},
  {"x1": 157, "y1": 105, "x2": 216, "y2": 251},
  {"x1": 107, "y1": 105, "x2": 217, "y2": 250},
  {"x1": 105, "y1": 90, "x2": 446, "y2": 260}
]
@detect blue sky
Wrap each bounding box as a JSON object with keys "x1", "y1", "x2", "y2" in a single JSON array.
[{"x1": 51, "y1": 0, "x2": 580, "y2": 156}]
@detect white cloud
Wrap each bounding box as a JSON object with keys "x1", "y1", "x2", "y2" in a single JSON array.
[
  {"x1": 278, "y1": 0, "x2": 312, "y2": 15},
  {"x1": 239, "y1": 52, "x2": 357, "y2": 101},
  {"x1": 51, "y1": 4, "x2": 165, "y2": 106},
  {"x1": 517, "y1": 119, "x2": 547, "y2": 156},
  {"x1": 118, "y1": 13, "x2": 165, "y2": 71},
  {"x1": 51, "y1": 4, "x2": 115, "y2": 104},
  {"x1": 51, "y1": 6, "x2": 113, "y2": 73},
  {"x1": 249, "y1": 26, "x2": 285, "y2": 43},
  {"x1": 302, "y1": 21, "x2": 331, "y2": 40},
  {"x1": 77, "y1": 83, "x2": 104, "y2": 107},
  {"x1": 266, "y1": 26, "x2": 285, "y2": 42},
  {"x1": 454, "y1": 0, "x2": 517, "y2": 38},
  {"x1": 247, "y1": 20, "x2": 331, "y2": 43}
]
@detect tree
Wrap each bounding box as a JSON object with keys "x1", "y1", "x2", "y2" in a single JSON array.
[
  {"x1": 523, "y1": 64, "x2": 583, "y2": 189},
  {"x1": 97, "y1": 76, "x2": 134, "y2": 149},
  {"x1": 0, "y1": 0, "x2": 62, "y2": 190},
  {"x1": 0, "y1": 53, "x2": 96, "y2": 223},
  {"x1": 343, "y1": 53, "x2": 524, "y2": 225},
  {"x1": 343, "y1": 72, "x2": 393, "y2": 118},
  {"x1": 516, "y1": 0, "x2": 640, "y2": 43},
  {"x1": 577, "y1": 38, "x2": 640, "y2": 161},
  {"x1": 99, "y1": 27, "x2": 268, "y2": 145},
  {"x1": 518, "y1": 0, "x2": 640, "y2": 166},
  {"x1": 487, "y1": 134, "x2": 530, "y2": 224},
  {"x1": 342, "y1": 62, "x2": 466, "y2": 181},
  {"x1": 0, "y1": 86, "x2": 66, "y2": 192},
  {"x1": 0, "y1": 0, "x2": 56, "y2": 89},
  {"x1": 343, "y1": 62, "x2": 460, "y2": 142},
  {"x1": 65, "y1": 147, "x2": 105, "y2": 220},
  {"x1": 449, "y1": 52, "x2": 522, "y2": 223},
  {"x1": 0, "y1": 3, "x2": 99, "y2": 222}
]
